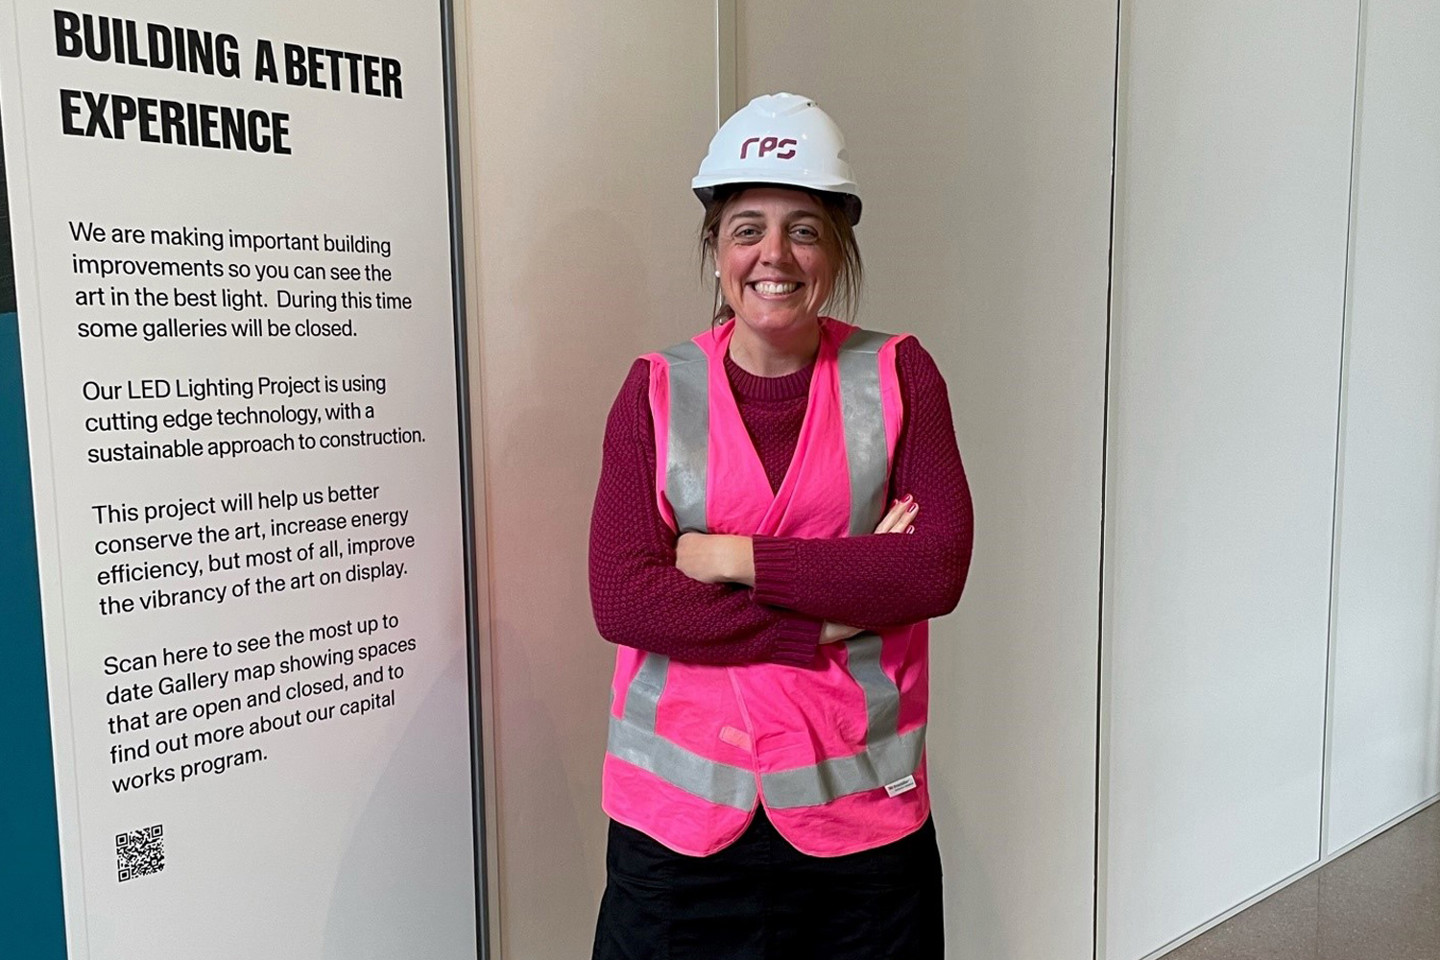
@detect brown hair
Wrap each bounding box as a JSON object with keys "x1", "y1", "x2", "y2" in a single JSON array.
[{"x1": 698, "y1": 185, "x2": 863, "y2": 324}]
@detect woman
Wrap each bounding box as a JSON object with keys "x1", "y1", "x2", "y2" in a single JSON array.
[{"x1": 590, "y1": 93, "x2": 973, "y2": 960}]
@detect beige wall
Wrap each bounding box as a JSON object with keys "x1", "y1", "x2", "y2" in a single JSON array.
[{"x1": 460, "y1": 4, "x2": 717, "y2": 957}]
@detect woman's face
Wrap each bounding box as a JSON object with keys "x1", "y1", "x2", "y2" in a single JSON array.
[{"x1": 716, "y1": 187, "x2": 837, "y2": 342}]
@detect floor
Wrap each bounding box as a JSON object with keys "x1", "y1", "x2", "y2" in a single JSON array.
[{"x1": 1161, "y1": 801, "x2": 1440, "y2": 960}]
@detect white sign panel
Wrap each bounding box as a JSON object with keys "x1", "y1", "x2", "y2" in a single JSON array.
[{"x1": 1, "y1": 3, "x2": 479, "y2": 958}]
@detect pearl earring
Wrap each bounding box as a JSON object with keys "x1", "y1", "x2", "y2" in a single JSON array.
[{"x1": 714, "y1": 270, "x2": 721, "y2": 278}]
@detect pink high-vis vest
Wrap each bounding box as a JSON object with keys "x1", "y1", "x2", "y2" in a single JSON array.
[{"x1": 602, "y1": 318, "x2": 931, "y2": 858}]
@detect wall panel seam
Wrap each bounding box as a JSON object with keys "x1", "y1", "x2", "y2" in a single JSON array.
[
  {"x1": 441, "y1": 0, "x2": 497, "y2": 948},
  {"x1": 1320, "y1": 0, "x2": 1369, "y2": 860},
  {"x1": 447, "y1": 0, "x2": 504, "y2": 954},
  {"x1": 1094, "y1": 0, "x2": 1127, "y2": 955}
]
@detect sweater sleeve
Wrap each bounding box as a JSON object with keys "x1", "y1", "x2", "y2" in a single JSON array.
[
  {"x1": 589, "y1": 359, "x2": 822, "y2": 666},
  {"x1": 751, "y1": 338, "x2": 974, "y2": 628}
]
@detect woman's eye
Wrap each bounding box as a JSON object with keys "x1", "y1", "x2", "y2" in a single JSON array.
[
  {"x1": 733, "y1": 226, "x2": 760, "y2": 240},
  {"x1": 791, "y1": 226, "x2": 819, "y2": 242}
]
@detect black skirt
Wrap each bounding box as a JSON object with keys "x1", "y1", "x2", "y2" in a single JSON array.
[{"x1": 591, "y1": 810, "x2": 943, "y2": 960}]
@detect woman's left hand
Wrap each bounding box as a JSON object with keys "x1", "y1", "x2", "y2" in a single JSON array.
[{"x1": 675, "y1": 533, "x2": 755, "y2": 586}]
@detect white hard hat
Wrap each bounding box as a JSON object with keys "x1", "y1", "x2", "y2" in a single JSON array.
[{"x1": 693, "y1": 92, "x2": 862, "y2": 224}]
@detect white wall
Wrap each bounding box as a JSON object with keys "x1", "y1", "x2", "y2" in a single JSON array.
[
  {"x1": 735, "y1": 4, "x2": 1117, "y2": 958},
  {"x1": 1325, "y1": 0, "x2": 1440, "y2": 854},
  {"x1": 1101, "y1": 2, "x2": 1360, "y2": 958}
]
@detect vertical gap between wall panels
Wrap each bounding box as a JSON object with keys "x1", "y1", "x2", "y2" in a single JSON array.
[
  {"x1": 714, "y1": 0, "x2": 738, "y2": 129},
  {"x1": 1321, "y1": 0, "x2": 1369, "y2": 860},
  {"x1": 443, "y1": 1, "x2": 504, "y2": 953},
  {"x1": 439, "y1": 1, "x2": 494, "y2": 956},
  {"x1": 1093, "y1": 0, "x2": 1126, "y2": 957}
]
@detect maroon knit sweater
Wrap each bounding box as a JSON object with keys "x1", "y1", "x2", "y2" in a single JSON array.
[{"x1": 589, "y1": 336, "x2": 973, "y2": 667}]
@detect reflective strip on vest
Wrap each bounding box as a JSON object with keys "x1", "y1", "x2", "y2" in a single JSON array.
[
  {"x1": 835, "y1": 329, "x2": 892, "y2": 536},
  {"x1": 608, "y1": 653, "x2": 759, "y2": 810},
  {"x1": 761, "y1": 633, "x2": 925, "y2": 809},
  {"x1": 659, "y1": 342, "x2": 709, "y2": 533}
]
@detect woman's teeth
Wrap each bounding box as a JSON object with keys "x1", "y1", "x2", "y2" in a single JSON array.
[{"x1": 753, "y1": 281, "x2": 799, "y2": 295}]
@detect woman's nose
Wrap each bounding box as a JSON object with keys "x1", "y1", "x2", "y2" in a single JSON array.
[{"x1": 759, "y1": 230, "x2": 792, "y2": 265}]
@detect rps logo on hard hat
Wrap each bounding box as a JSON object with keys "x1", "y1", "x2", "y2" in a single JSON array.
[
  {"x1": 740, "y1": 137, "x2": 798, "y2": 160},
  {"x1": 693, "y1": 92, "x2": 863, "y2": 225}
]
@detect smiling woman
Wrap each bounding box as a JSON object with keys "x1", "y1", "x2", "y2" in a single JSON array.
[{"x1": 588, "y1": 93, "x2": 973, "y2": 960}]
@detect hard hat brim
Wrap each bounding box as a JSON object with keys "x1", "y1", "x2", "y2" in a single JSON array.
[{"x1": 692, "y1": 179, "x2": 862, "y2": 226}]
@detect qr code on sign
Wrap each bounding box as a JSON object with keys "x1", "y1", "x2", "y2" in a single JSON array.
[{"x1": 116, "y1": 824, "x2": 164, "y2": 882}]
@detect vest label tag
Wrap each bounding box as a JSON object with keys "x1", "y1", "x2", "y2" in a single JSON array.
[
  {"x1": 884, "y1": 775, "x2": 917, "y2": 798},
  {"x1": 719, "y1": 725, "x2": 752, "y2": 751}
]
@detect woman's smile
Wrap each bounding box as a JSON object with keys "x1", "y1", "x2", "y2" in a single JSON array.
[{"x1": 750, "y1": 279, "x2": 802, "y2": 297}]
